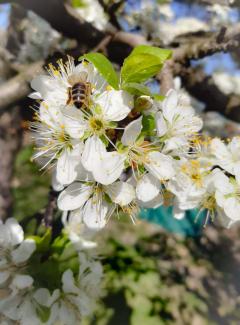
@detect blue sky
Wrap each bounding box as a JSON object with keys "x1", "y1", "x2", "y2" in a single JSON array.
[{"x1": 0, "y1": 4, "x2": 10, "y2": 29}]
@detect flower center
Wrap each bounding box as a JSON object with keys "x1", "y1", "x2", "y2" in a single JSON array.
[
  {"x1": 181, "y1": 160, "x2": 203, "y2": 188},
  {"x1": 55, "y1": 130, "x2": 70, "y2": 144},
  {"x1": 202, "y1": 196, "x2": 216, "y2": 211},
  {"x1": 89, "y1": 117, "x2": 104, "y2": 134}
]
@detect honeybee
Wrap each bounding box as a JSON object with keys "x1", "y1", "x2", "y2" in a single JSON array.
[{"x1": 66, "y1": 71, "x2": 92, "y2": 109}]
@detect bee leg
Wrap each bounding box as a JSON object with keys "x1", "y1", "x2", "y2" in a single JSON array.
[
  {"x1": 86, "y1": 84, "x2": 91, "y2": 109},
  {"x1": 66, "y1": 87, "x2": 72, "y2": 105}
]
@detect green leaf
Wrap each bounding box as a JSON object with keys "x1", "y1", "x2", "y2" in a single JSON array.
[
  {"x1": 51, "y1": 234, "x2": 69, "y2": 255},
  {"x1": 122, "y1": 82, "x2": 151, "y2": 96},
  {"x1": 29, "y1": 258, "x2": 62, "y2": 290},
  {"x1": 59, "y1": 243, "x2": 77, "y2": 262},
  {"x1": 152, "y1": 93, "x2": 165, "y2": 101},
  {"x1": 121, "y1": 53, "x2": 163, "y2": 85},
  {"x1": 72, "y1": 0, "x2": 86, "y2": 8},
  {"x1": 36, "y1": 305, "x2": 51, "y2": 323},
  {"x1": 120, "y1": 45, "x2": 172, "y2": 85},
  {"x1": 59, "y1": 256, "x2": 80, "y2": 275},
  {"x1": 12, "y1": 145, "x2": 50, "y2": 223},
  {"x1": 130, "y1": 45, "x2": 172, "y2": 63},
  {"x1": 28, "y1": 228, "x2": 52, "y2": 253},
  {"x1": 80, "y1": 53, "x2": 119, "y2": 89},
  {"x1": 142, "y1": 114, "x2": 156, "y2": 135}
]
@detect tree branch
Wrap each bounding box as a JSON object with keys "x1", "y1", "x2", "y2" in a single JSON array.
[
  {"x1": 159, "y1": 61, "x2": 174, "y2": 95},
  {"x1": 181, "y1": 66, "x2": 240, "y2": 122},
  {"x1": 0, "y1": 0, "x2": 104, "y2": 46},
  {"x1": 0, "y1": 61, "x2": 43, "y2": 111},
  {"x1": 43, "y1": 189, "x2": 58, "y2": 227},
  {"x1": 173, "y1": 23, "x2": 240, "y2": 65},
  {"x1": 0, "y1": 107, "x2": 22, "y2": 220}
]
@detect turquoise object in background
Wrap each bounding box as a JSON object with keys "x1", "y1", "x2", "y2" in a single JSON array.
[{"x1": 140, "y1": 206, "x2": 206, "y2": 237}]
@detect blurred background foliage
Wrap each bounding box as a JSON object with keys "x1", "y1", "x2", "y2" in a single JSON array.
[
  {"x1": 12, "y1": 145, "x2": 50, "y2": 221},
  {"x1": 11, "y1": 143, "x2": 240, "y2": 324}
]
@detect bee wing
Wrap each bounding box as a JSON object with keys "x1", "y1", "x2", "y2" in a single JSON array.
[
  {"x1": 68, "y1": 74, "x2": 79, "y2": 85},
  {"x1": 78, "y1": 71, "x2": 88, "y2": 82},
  {"x1": 68, "y1": 71, "x2": 88, "y2": 85}
]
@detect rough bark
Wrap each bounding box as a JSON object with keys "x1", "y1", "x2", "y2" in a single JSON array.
[
  {"x1": 0, "y1": 60, "x2": 43, "y2": 112},
  {"x1": 0, "y1": 107, "x2": 22, "y2": 220},
  {"x1": 181, "y1": 67, "x2": 240, "y2": 122},
  {"x1": 1, "y1": 0, "x2": 104, "y2": 47}
]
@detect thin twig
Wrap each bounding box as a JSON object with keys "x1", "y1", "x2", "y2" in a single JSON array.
[{"x1": 43, "y1": 189, "x2": 58, "y2": 227}]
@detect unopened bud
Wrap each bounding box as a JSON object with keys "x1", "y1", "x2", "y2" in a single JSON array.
[{"x1": 134, "y1": 96, "x2": 153, "y2": 112}]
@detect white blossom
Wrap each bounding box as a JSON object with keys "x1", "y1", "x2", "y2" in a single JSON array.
[
  {"x1": 211, "y1": 137, "x2": 240, "y2": 177},
  {"x1": 156, "y1": 89, "x2": 203, "y2": 153},
  {"x1": 212, "y1": 72, "x2": 240, "y2": 96},
  {"x1": 58, "y1": 177, "x2": 136, "y2": 229},
  {"x1": 0, "y1": 219, "x2": 38, "y2": 324},
  {"x1": 155, "y1": 18, "x2": 209, "y2": 45},
  {"x1": 0, "y1": 219, "x2": 103, "y2": 325},
  {"x1": 43, "y1": 253, "x2": 103, "y2": 325},
  {"x1": 74, "y1": 0, "x2": 108, "y2": 31},
  {"x1": 62, "y1": 211, "x2": 97, "y2": 250},
  {"x1": 31, "y1": 101, "x2": 84, "y2": 185},
  {"x1": 121, "y1": 116, "x2": 176, "y2": 181},
  {"x1": 168, "y1": 158, "x2": 212, "y2": 219},
  {"x1": 82, "y1": 136, "x2": 126, "y2": 185},
  {"x1": 0, "y1": 218, "x2": 36, "y2": 287},
  {"x1": 215, "y1": 171, "x2": 240, "y2": 227}
]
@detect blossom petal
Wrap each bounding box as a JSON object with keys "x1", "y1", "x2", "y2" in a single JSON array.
[
  {"x1": 6, "y1": 218, "x2": 24, "y2": 246},
  {"x1": 31, "y1": 75, "x2": 66, "y2": 104},
  {"x1": 52, "y1": 170, "x2": 64, "y2": 192},
  {"x1": 39, "y1": 102, "x2": 62, "y2": 128},
  {"x1": 138, "y1": 193, "x2": 163, "y2": 209},
  {"x1": 11, "y1": 274, "x2": 33, "y2": 290},
  {"x1": 145, "y1": 151, "x2": 175, "y2": 180},
  {"x1": 162, "y1": 89, "x2": 178, "y2": 123},
  {"x1": 210, "y1": 138, "x2": 229, "y2": 161},
  {"x1": 82, "y1": 136, "x2": 106, "y2": 172},
  {"x1": 56, "y1": 144, "x2": 83, "y2": 185},
  {"x1": 83, "y1": 196, "x2": 108, "y2": 230},
  {"x1": 62, "y1": 107, "x2": 86, "y2": 139},
  {"x1": 62, "y1": 270, "x2": 79, "y2": 294},
  {"x1": 33, "y1": 288, "x2": 52, "y2": 307},
  {"x1": 214, "y1": 170, "x2": 233, "y2": 195},
  {"x1": 156, "y1": 112, "x2": 167, "y2": 137},
  {"x1": 173, "y1": 204, "x2": 185, "y2": 220},
  {"x1": 136, "y1": 173, "x2": 161, "y2": 202},
  {"x1": 92, "y1": 152, "x2": 125, "y2": 185},
  {"x1": 97, "y1": 90, "x2": 133, "y2": 121},
  {"x1": 121, "y1": 116, "x2": 142, "y2": 146},
  {"x1": 106, "y1": 181, "x2": 136, "y2": 205},
  {"x1": 63, "y1": 210, "x2": 97, "y2": 250},
  {"x1": 57, "y1": 183, "x2": 92, "y2": 211},
  {"x1": 223, "y1": 197, "x2": 240, "y2": 221},
  {"x1": 164, "y1": 136, "x2": 188, "y2": 152},
  {"x1": 31, "y1": 75, "x2": 54, "y2": 98},
  {"x1": 11, "y1": 239, "x2": 36, "y2": 264}
]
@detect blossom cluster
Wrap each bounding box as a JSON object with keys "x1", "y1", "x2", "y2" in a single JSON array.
[
  {"x1": 30, "y1": 53, "x2": 240, "y2": 231},
  {"x1": 0, "y1": 218, "x2": 103, "y2": 325}
]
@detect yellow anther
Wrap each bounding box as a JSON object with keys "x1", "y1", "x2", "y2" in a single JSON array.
[{"x1": 106, "y1": 85, "x2": 113, "y2": 91}]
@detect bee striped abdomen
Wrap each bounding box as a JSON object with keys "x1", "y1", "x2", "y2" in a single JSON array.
[{"x1": 71, "y1": 82, "x2": 88, "y2": 109}]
